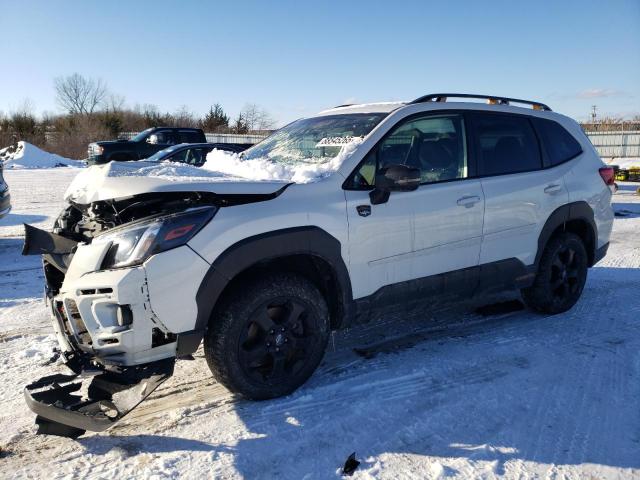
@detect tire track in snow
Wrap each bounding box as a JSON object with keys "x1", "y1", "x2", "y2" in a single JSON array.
[{"x1": 116, "y1": 284, "x2": 637, "y2": 438}]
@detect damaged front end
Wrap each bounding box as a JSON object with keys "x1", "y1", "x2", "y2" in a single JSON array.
[{"x1": 22, "y1": 191, "x2": 219, "y2": 436}]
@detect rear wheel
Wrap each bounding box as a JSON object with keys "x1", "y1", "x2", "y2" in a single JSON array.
[
  {"x1": 204, "y1": 273, "x2": 329, "y2": 399},
  {"x1": 522, "y1": 232, "x2": 588, "y2": 314}
]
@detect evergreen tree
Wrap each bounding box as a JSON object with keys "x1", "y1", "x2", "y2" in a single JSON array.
[
  {"x1": 201, "y1": 103, "x2": 230, "y2": 132},
  {"x1": 231, "y1": 113, "x2": 248, "y2": 134}
]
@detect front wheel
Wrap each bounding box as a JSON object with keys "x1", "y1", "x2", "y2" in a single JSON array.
[
  {"x1": 522, "y1": 232, "x2": 588, "y2": 314},
  {"x1": 204, "y1": 273, "x2": 329, "y2": 399}
]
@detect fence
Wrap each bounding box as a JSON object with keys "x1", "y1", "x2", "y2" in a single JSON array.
[
  {"x1": 585, "y1": 130, "x2": 640, "y2": 158},
  {"x1": 204, "y1": 133, "x2": 267, "y2": 144},
  {"x1": 119, "y1": 131, "x2": 267, "y2": 144}
]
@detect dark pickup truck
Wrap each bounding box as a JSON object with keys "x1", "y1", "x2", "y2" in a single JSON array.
[{"x1": 87, "y1": 127, "x2": 206, "y2": 165}]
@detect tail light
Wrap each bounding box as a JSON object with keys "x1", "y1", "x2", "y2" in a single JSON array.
[{"x1": 599, "y1": 167, "x2": 616, "y2": 193}]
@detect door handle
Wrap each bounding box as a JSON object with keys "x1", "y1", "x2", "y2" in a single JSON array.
[
  {"x1": 456, "y1": 195, "x2": 481, "y2": 208},
  {"x1": 544, "y1": 183, "x2": 562, "y2": 194}
]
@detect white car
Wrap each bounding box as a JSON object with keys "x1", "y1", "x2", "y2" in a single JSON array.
[{"x1": 23, "y1": 94, "x2": 614, "y2": 436}]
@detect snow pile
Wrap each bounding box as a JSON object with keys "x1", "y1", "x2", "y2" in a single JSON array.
[
  {"x1": 0, "y1": 141, "x2": 84, "y2": 169},
  {"x1": 201, "y1": 140, "x2": 362, "y2": 183}
]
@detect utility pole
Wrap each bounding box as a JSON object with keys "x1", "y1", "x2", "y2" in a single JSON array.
[{"x1": 591, "y1": 105, "x2": 597, "y2": 124}]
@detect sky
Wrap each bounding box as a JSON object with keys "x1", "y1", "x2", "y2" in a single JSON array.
[{"x1": 0, "y1": 0, "x2": 638, "y2": 125}]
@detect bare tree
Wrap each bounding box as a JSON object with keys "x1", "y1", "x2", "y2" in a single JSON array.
[
  {"x1": 105, "y1": 94, "x2": 126, "y2": 112},
  {"x1": 54, "y1": 73, "x2": 108, "y2": 115},
  {"x1": 240, "y1": 103, "x2": 276, "y2": 131},
  {"x1": 173, "y1": 105, "x2": 197, "y2": 127}
]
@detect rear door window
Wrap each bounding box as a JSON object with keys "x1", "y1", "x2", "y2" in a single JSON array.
[
  {"x1": 532, "y1": 118, "x2": 582, "y2": 166},
  {"x1": 472, "y1": 113, "x2": 542, "y2": 176},
  {"x1": 179, "y1": 131, "x2": 202, "y2": 143}
]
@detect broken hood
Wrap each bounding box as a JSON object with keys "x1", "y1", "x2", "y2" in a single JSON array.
[{"x1": 64, "y1": 160, "x2": 290, "y2": 204}]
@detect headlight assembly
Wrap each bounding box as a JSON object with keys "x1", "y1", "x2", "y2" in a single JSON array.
[{"x1": 95, "y1": 206, "x2": 217, "y2": 269}]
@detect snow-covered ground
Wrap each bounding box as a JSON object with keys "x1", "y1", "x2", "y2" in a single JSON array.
[
  {"x1": 0, "y1": 169, "x2": 639, "y2": 479},
  {"x1": 0, "y1": 142, "x2": 84, "y2": 169}
]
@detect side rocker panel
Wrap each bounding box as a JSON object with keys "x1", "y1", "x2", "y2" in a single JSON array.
[{"x1": 177, "y1": 227, "x2": 353, "y2": 355}]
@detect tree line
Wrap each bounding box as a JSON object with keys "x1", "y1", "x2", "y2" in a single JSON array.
[{"x1": 0, "y1": 73, "x2": 276, "y2": 159}]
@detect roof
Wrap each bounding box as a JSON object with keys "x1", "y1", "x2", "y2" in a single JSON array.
[
  {"x1": 315, "y1": 93, "x2": 553, "y2": 117},
  {"x1": 316, "y1": 102, "x2": 407, "y2": 116}
]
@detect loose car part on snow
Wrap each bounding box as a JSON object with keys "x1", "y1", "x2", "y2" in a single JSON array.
[
  {"x1": 341, "y1": 452, "x2": 360, "y2": 476},
  {"x1": 25, "y1": 359, "x2": 174, "y2": 436}
]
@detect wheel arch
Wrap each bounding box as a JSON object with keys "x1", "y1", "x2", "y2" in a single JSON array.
[
  {"x1": 535, "y1": 201, "x2": 597, "y2": 269},
  {"x1": 177, "y1": 227, "x2": 354, "y2": 355}
]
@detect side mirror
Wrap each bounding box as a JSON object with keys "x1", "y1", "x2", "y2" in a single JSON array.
[{"x1": 369, "y1": 164, "x2": 421, "y2": 205}]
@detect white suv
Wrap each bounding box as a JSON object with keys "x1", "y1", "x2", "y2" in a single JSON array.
[{"x1": 24, "y1": 94, "x2": 614, "y2": 435}]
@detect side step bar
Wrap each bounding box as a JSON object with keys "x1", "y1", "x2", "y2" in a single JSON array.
[{"x1": 25, "y1": 359, "x2": 174, "y2": 436}]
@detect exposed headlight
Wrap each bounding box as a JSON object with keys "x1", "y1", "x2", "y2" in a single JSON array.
[{"x1": 95, "y1": 206, "x2": 217, "y2": 269}]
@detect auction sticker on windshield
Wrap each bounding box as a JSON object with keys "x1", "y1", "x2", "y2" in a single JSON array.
[{"x1": 315, "y1": 136, "x2": 363, "y2": 147}]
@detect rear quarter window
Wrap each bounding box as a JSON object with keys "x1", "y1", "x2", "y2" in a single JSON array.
[
  {"x1": 179, "y1": 131, "x2": 204, "y2": 143},
  {"x1": 532, "y1": 118, "x2": 582, "y2": 166},
  {"x1": 472, "y1": 113, "x2": 542, "y2": 176}
]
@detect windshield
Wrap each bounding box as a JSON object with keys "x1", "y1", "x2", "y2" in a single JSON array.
[
  {"x1": 146, "y1": 144, "x2": 183, "y2": 162},
  {"x1": 130, "y1": 128, "x2": 155, "y2": 142},
  {"x1": 242, "y1": 113, "x2": 387, "y2": 166}
]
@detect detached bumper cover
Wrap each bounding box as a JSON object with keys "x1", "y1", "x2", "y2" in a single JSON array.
[
  {"x1": 23, "y1": 223, "x2": 78, "y2": 255},
  {"x1": 24, "y1": 359, "x2": 174, "y2": 433}
]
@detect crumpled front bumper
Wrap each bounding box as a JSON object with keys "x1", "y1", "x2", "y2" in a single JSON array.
[
  {"x1": 24, "y1": 359, "x2": 174, "y2": 436},
  {"x1": 28, "y1": 243, "x2": 179, "y2": 435},
  {"x1": 22, "y1": 224, "x2": 210, "y2": 434},
  {"x1": 47, "y1": 263, "x2": 179, "y2": 366},
  {"x1": 38, "y1": 236, "x2": 209, "y2": 367}
]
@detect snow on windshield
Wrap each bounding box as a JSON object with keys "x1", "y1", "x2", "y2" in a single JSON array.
[
  {"x1": 198, "y1": 113, "x2": 385, "y2": 183},
  {"x1": 201, "y1": 138, "x2": 363, "y2": 183}
]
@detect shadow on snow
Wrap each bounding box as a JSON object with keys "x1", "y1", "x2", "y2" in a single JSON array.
[{"x1": 76, "y1": 266, "x2": 640, "y2": 476}]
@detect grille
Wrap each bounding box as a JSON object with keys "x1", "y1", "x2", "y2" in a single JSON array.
[
  {"x1": 65, "y1": 300, "x2": 92, "y2": 346},
  {"x1": 54, "y1": 300, "x2": 92, "y2": 351}
]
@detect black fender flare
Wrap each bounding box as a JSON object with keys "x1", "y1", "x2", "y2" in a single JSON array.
[
  {"x1": 534, "y1": 201, "x2": 597, "y2": 268},
  {"x1": 176, "y1": 227, "x2": 354, "y2": 355}
]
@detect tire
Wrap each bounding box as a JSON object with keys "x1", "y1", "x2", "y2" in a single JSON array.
[
  {"x1": 522, "y1": 232, "x2": 588, "y2": 314},
  {"x1": 204, "y1": 273, "x2": 329, "y2": 400}
]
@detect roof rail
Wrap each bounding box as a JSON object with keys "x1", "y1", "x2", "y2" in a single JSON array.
[
  {"x1": 332, "y1": 103, "x2": 356, "y2": 109},
  {"x1": 410, "y1": 93, "x2": 551, "y2": 111}
]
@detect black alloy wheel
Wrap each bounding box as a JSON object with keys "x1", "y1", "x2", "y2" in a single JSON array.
[
  {"x1": 522, "y1": 232, "x2": 588, "y2": 314},
  {"x1": 239, "y1": 299, "x2": 318, "y2": 382},
  {"x1": 204, "y1": 273, "x2": 329, "y2": 399}
]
